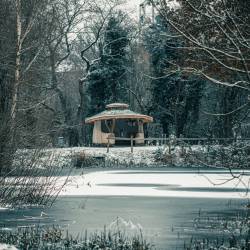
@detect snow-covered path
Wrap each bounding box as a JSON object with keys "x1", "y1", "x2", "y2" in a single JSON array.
[{"x1": 59, "y1": 169, "x2": 250, "y2": 199}]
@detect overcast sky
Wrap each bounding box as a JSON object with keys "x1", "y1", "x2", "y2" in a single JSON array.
[
  {"x1": 122, "y1": 0, "x2": 142, "y2": 20},
  {"x1": 122, "y1": 0, "x2": 179, "y2": 19}
]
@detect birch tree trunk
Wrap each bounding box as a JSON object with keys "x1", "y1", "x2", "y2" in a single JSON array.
[{"x1": 11, "y1": 0, "x2": 22, "y2": 130}]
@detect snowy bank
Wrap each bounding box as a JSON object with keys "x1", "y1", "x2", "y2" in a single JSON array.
[
  {"x1": 15, "y1": 143, "x2": 250, "y2": 169},
  {"x1": 0, "y1": 244, "x2": 17, "y2": 250}
]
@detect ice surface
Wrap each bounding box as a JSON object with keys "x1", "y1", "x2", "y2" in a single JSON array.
[{"x1": 58, "y1": 169, "x2": 250, "y2": 199}]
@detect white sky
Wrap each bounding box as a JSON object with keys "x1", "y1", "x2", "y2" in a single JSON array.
[
  {"x1": 122, "y1": 0, "x2": 179, "y2": 19},
  {"x1": 121, "y1": 0, "x2": 142, "y2": 20}
]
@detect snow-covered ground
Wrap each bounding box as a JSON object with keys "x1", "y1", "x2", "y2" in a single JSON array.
[
  {"x1": 0, "y1": 244, "x2": 17, "y2": 250},
  {"x1": 51, "y1": 145, "x2": 158, "y2": 166},
  {"x1": 58, "y1": 169, "x2": 250, "y2": 199},
  {"x1": 15, "y1": 146, "x2": 158, "y2": 169},
  {"x1": 15, "y1": 144, "x2": 250, "y2": 169}
]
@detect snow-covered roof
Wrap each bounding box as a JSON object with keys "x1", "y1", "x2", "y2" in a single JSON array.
[
  {"x1": 85, "y1": 103, "x2": 153, "y2": 124},
  {"x1": 106, "y1": 103, "x2": 129, "y2": 109}
]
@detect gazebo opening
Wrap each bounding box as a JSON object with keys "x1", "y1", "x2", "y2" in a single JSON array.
[{"x1": 85, "y1": 103, "x2": 153, "y2": 146}]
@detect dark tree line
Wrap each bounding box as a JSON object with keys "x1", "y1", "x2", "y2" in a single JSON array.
[{"x1": 149, "y1": 0, "x2": 250, "y2": 138}]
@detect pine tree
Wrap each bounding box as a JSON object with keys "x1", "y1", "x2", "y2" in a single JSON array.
[
  {"x1": 88, "y1": 12, "x2": 130, "y2": 114},
  {"x1": 143, "y1": 16, "x2": 204, "y2": 137}
]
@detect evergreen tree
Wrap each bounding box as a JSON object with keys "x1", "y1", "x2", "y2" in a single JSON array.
[
  {"x1": 88, "y1": 12, "x2": 130, "y2": 114},
  {"x1": 144, "y1": 17, "x2": 204, "y2": 137}
]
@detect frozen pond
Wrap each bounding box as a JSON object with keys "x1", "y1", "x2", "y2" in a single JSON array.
[{"x1": 0, "y1": 168, "x2": 249, "y2": 249}]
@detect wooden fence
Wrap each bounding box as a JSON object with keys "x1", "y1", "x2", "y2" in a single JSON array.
[{"x1": 106, "y1": 136, "x2": 250, "y2": 153}]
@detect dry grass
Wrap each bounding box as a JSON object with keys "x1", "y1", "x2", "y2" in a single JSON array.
[{"x1": 0, "y1": 225, "x2": 153, "y2": 250}]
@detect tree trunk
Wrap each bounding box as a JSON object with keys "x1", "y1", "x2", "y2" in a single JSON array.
[
  {"x1": 10, "y1": 0, "x2": 22, "y2": 132},
  {"x1": 77, "y1": 79, "x2": 86, "y2": 146},
  {"x1": 0, "y1": 0, "x2": 21, "y2": 173}
]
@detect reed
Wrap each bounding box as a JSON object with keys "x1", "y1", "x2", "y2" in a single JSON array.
[{"x1": 0, "y1": 225, "x2": 153, "y2": 250}]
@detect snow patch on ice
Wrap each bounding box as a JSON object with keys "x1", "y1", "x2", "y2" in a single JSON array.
[{"x1": 58, "y1": 169, "x2": 250, "y2": 199}]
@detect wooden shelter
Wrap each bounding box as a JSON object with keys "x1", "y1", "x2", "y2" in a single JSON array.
[{"x1": 85, "y1": 103, "x2": 153, "y2": 145}]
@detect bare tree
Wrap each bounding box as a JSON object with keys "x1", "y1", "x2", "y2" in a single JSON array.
[
  {"x1": 147, "y1": 0, "x2": 249, "y2": 136},
  {"x1": 0, "y1": 0, "x2": 50, "y2": 172},
  {"x1": 0, "y1": 0, "x2": 77, "y2": 206},
  {"x1": 41, "y1": 0, "x2": 88, "y2": 146},
  {"x1": 155, "y1": 0, "x2": 250, "y2": 90}
]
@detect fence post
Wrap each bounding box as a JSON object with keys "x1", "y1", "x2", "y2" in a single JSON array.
[
  {"x1": 168, "y1": 138, "x2": 171, "y2": 154},
  {"x1": 181, "y1": 140, "x2": 184, "y2": 155},
  {"x1": 130, "y1": 135, "x2": 133, "y2": 153},
  {"x1": 206, "y1": 138, "x2": 210, "y2": 153},
  {"x1": 107, "y1": 138, "x2": 110, "y2": 153}
]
